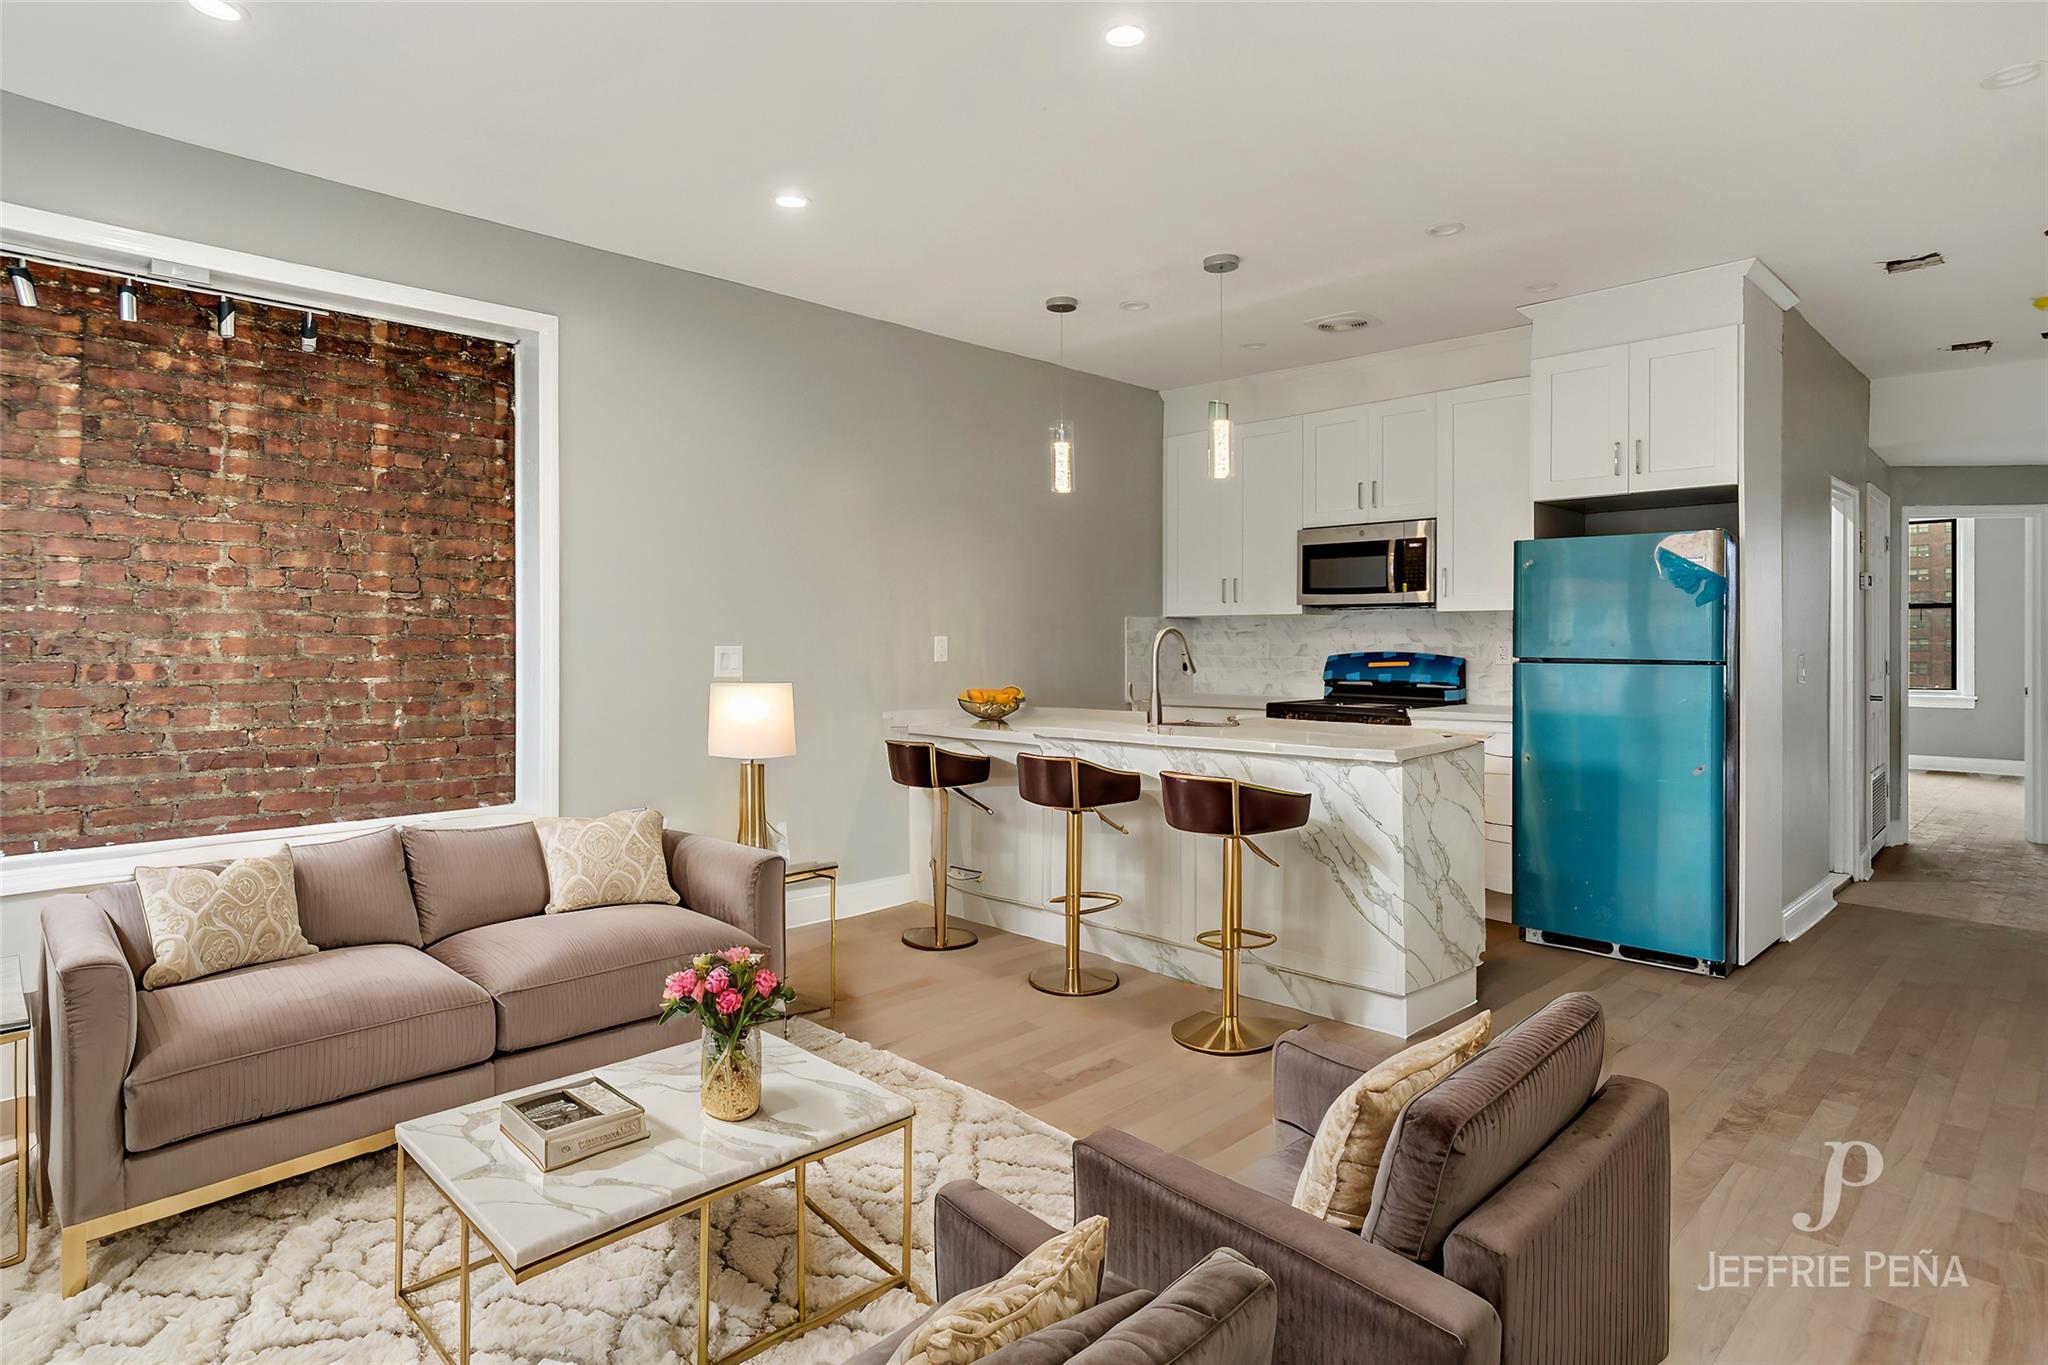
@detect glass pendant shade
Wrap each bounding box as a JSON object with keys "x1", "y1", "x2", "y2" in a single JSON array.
[
  {"x1": 1208, "y1": 399, "x2": 1233, "y2": 479},
  {"x1": 1050, "y1": 420, "x2": 1074, "y2": 494}
]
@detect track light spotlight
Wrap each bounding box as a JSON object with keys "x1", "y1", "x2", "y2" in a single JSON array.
[
  {"x1": 118, "y1": 279, "x2": 141, "y2": 322},
  {"x1": 7, "y1": 260, "x2": 36, "y2": 308},
  {"x1": 298, "y1": 311, "x2": 317, "y2": 353},
  {"x1": 214, "y1": 296, "x2": 236, "y2": 339}
]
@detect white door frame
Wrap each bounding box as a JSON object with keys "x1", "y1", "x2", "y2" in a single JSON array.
[
  {"x1": 1864, "y1": 483, "x2": 1892, "y2": 871},
  {"x1": 1898, "y1": 503, "x2": 2047, "y2": 846},
  {"x1": 1828, "y1": 479, "x2": 1863, "y2": 877}
]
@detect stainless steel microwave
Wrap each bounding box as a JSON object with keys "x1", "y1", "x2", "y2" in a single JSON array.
[{"x1": 1297, "y1": 519, "x2": 1436, "y2": 608}]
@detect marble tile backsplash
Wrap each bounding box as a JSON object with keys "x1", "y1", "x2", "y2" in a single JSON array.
[{"x1": 1126, "y1": 610, "x2": 1515, "y2": 706}]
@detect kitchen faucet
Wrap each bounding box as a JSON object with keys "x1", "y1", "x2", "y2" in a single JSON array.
[{"x1": 1149, "y1": 627, "x2": 1196, "y2": 730}]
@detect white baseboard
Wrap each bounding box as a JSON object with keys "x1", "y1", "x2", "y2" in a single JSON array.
[
  {"x1": 786, "y1": 873, "x2": 913, "y2": 929},
  {"x1": 1908, "y1": 754, "x2": 2025, "y2": 778},
  {"x1": 1782, "y1": 872, "x2": 1848, "y2": 942}
]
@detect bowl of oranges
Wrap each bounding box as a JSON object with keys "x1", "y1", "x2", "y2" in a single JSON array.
[{"x1": 958, "y1": 686, "x2": 1025, "y2": 723}]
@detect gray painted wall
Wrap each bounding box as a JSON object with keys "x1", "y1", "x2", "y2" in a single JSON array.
[
  {"x1": 0, "y1": 95, "x2": 1164, "y2": 902},
  {"x1": 1778, "y1": 310, "x2": 1889, "y2": 905},
  {"x1": 1909, "y1": 517, "x2": 2026, "y2": 763}
]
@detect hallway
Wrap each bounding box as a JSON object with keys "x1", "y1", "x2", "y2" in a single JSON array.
[{"x1": 1836, "y1": 772, "x2": 2047, "y2": 932}]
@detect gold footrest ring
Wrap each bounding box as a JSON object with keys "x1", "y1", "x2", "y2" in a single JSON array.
[
  {"x1": 902, "y1": 920, "x2": 980, "y2": 951},
  {"x1": 1028, "y1": 964, "x2": 1120, "y2": 997},
  {"x1": 1171, "y1": 1010, "x2": 1292, "y2": 1056},
  {"x1": 1194, "y1": 928, "x2": 1277, "y2": 952},
  {"x1": 1045, "y1": 891, "x2": 1123, "y2": 915}
]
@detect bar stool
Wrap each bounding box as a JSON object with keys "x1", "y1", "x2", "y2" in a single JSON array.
[
  {"x1": 886, "y1": 739, "x2": 991, "y2": 951},
  {"x1": 1016, "y1": 752, "x2": 1142, "y2": 997},
  {"x1": 1159, "y1": 771, "x2": 1312, "y2": 1056}
]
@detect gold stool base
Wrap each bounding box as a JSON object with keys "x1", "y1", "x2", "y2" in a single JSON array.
[
  {"x1": 1028, "y1": 964, "x2": 1119, "y2": 997},
  {"x1": 902, "y1": 921, "x2": 980, "y2": 951},
  {"x1": 1171, "y1": 1010, "x2": 1291, "y2": 1057}
]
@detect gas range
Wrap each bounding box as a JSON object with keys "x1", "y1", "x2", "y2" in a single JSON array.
[{"x1": 1263, "y1": 651, "x2": 1467, "y2": 727}]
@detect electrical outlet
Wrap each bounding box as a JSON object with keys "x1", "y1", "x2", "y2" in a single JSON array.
[
  {"x1": 933, "y1": 635, "x2": 949, "y2": 663},
  {"x1": 1494, "y1": 642, "x2": 1511, "y2": 664},
  {"x1": 1796, "y1": 652, "x2": 1809, "y2": 684},
  {"x1": 713, "y1": 645, "x2": 743, "y2": 679}
]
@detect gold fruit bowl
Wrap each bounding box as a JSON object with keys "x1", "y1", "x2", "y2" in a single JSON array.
[{"x1": 958, "y1": 696, "x2": 1025, "y2": 723}]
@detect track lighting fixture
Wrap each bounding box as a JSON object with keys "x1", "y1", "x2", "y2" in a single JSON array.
[
  {"x1": 7, "y1": 260, "x2": 36, "y2": 308},
  {"x1": 118, "y1": 279, "x2": 140, "y2": 322},
  {"x1": 298, "y1": 311, "x2": 318, "y2": 353},
  {"x1": 214, "y1": 296, "x2": 236, "y2": 339}
]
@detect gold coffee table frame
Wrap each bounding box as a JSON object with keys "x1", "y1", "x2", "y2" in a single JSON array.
[
  {"x1": 0, "y1": 1021, "x2": 27, "y2": 1270},
  {"x1": 394, "y1": 1115, "x2": 916, "y2": 1365}
]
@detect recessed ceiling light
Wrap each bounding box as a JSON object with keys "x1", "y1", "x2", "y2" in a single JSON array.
[
  {"x1": 1523, "y1": 281, "x2": 1558, "y2": 294},
  {"x1": 1104, "y1": 24, "x2": 1146, "y2": 48},
  {"x1": 1118, "y1": 300, "x2": 1149, "y2": 312},
  {"x1": 188, "y1": 0, "x2": 244, "y2": 20},
  {"x1": 1980, "y1": 60, "x2": 2045, "y2": 89},
  {"x1": 1425, "y1": 222, "x2": 1465, "y2": 238},
  {"x1": 1239, "y1": 342, "x2": 1267, "y2": 350},
  {"x1": 773, "y1": 192, "x2": 810, "y2": 209},
  {"x1": 1306, "y1": 313, "x2": 1370, "y2": 333}
]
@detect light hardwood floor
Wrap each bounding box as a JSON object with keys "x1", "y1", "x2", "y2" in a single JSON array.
[{"x1": 790, "y1": 791, "x2": 2047, "y2": 1364}]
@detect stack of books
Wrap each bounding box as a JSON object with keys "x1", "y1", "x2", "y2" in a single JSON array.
[{"x1": 499, "y1": 1077, "x2": 647, "y2": 1171}]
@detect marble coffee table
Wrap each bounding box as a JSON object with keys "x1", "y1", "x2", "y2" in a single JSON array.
[{"x1": 393, "y1": 1032, "x2": 917, "y2": 1365}]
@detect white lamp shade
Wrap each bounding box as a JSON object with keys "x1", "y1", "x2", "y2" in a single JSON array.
[{"x1": 708, "y1": 682, "x2": 797, "y2": 759}]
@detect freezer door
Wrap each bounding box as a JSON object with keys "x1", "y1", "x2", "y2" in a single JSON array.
[
  {"x1": 1513, "y1": 531, "x2": 1730, "y2": 663},
  {"x1": 1513, "y1": 661, "x2": 1728, "y2": 963}
]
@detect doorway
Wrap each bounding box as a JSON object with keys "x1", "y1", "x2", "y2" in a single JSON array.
[{"x1": 1828, "y1": 480, "x2": 1862, "y2": 878}]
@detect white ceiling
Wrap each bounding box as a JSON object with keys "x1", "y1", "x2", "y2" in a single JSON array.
[{"x1": 2, "y1": 2, "x2": 2043, "y2": 393}]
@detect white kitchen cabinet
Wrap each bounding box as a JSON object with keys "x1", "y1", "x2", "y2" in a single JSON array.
[
  {"x1": 1161, "y1": 420, "x2": 1301, "y2": 617},
  {"x1": 1303, "y1": 396, "x2": 1437, "y2": 526},
  {"x1": 1234, "y1": 417, "x2": 1304, "y2": 614},
  {"x1": 1435, "y1": 379, "x2": 1530, "y2": 613},
  {"x1": 1629, "y1": 326, "x2": 1739, "y2": 492},
  {"x1": 1530, "y1": 325, "x2": 1739, "y2": 502}
]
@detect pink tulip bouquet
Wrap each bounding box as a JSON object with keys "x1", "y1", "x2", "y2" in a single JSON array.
[{"x1": 660, "y1": 946, "x2": 796, "y2": 1120}]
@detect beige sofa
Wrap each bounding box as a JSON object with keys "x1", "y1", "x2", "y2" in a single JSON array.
[{"x1": 34, "y1": 820, "x2": 785, "y2": 1296}]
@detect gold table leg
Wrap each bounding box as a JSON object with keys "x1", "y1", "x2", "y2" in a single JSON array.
[
  {"x1": 1, "y1": 1032, "x2": 25, "y2": 1270},
  {"x1": 394, "y1": 1147, "x2": 495, "y2": 1365}
]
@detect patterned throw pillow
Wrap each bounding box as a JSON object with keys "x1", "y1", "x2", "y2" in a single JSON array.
[
  {"x1": 890, "y1": 1216, "x2": 1109, "y2": 1365},
  {"x1": 1291, "y1": 1011, "x2": 1493, "y2": 1229},
  {"x1": 532, "y1": 808, "x2": 681, "y2": 914},
  {"x1": 134, "y1": 850, "x2": 318, "y2": 990}
]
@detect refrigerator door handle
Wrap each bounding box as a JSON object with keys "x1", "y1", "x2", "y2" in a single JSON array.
[{"x1": 1612, "y1": 441, "x2": 1621, "y2": 477}]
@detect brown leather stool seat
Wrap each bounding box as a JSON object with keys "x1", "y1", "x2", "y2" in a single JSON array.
[
  {"x1": 1158, "y1": 771, "x2": 1313, "y2": 1056},
  {"x1": 885, "y1": 739, "x2": 991, "y2": 951},
  {"x1": 1016, "y1": 754, "x2": 1144, "y2": 998}
]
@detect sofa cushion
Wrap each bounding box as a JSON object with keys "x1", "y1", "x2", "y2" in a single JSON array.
[
  {"x1": 977, "y1": 1292, "x2": 1151, "y2": 1362},
  {"x1": 1363, "y1": 991, "x2": 1604, "y2": 1262},
  {"x1": 402, "y1": 822, "x2": 550, "y2": 945},
  {"x1": 87, "y1": 879, "x2": 158, "y2": 981},
  {"x1": 429, "y1": 904, "x2": 762, "y2": 1052},
  {"x1": 534, "y1": 808, "x2": 680, "y2": 914},
  {"x1": 124, "y1": 943, "x2": 495, "y2": 1152},
  {"x1": 1059, "y1": 1249, "x2": 1275, "y2": 1364},
  {"x1": 292, "y1": 827, "x2": 423, "y2": 949},
  {"x1": 134, "y1": 850, "x2": 317, "y2": 989}
]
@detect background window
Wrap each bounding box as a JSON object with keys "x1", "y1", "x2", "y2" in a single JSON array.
[{"x1": 1907, "y1": 518, "x2": 1957, "y2": 692}]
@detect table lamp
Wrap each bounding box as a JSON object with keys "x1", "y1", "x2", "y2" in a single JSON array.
[{"x1": 707, "y1": 682, "x2": 797, "y2": 849}]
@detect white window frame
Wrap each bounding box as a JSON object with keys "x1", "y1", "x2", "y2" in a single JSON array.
[
  {"x1": 1907, "y1": 515, "x2": 1975, "y2": 709},
  {"x1": 0, "y1": 204, "x2": 560, "y2": 896}
]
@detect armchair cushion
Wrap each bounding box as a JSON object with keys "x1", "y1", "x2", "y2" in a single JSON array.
[
  {"x1": 1058, "y1": 1247, "x2": 1276, "y2": 1364},
  {"x1": 291, "y1": 826, "x2": 423, "y2": 949},
  {"x1": 534, "y1": 808, "x2": 680, "y2": 914},
  {"x1": 891, "y1": 1215, "x2": 1109, "y2": 1364},
  {"x1": 428, "y1": 904, "x2": 762, "y2": 1051},
  {"x1": 1363, "y1": 993, "x2": 1604, "y2": 1263},
  {"x1": 402, "y1": 821, "x2": 549, "y2": 945}
]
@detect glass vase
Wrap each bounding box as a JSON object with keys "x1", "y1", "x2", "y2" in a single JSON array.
[{"x1": 699, "y1": 1027, "x2": 763, "y2": 1122}]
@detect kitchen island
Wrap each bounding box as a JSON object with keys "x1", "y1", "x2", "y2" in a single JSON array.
[{"x1": 882, "y1": 707, "x2": 1486, "y2": 1036}]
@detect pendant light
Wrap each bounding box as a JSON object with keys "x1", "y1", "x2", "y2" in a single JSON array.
[
  {"x1": 1046, "y1": 295, "x2": 1077, "y2": 494},
  {"x1": 1203, "y1": 254, "x2": 1239, "y2": 478}
]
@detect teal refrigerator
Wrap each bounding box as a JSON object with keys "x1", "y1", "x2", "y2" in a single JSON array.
[{"x1": 1512, "y1": 531, "x2": 1737, "y2": 974}]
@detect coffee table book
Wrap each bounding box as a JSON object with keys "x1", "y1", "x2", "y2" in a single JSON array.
[{"x1": 499, "y1": 1076, "x2": 646, "y2": 1171}]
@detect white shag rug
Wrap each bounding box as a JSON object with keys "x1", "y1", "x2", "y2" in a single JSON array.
[{"x1": 0, "y1": 1020, "x2": 1075, "y2": 1364}]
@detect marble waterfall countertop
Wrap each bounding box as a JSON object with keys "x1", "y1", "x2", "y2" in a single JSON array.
[{"x1": 884, "y1": 706, "x2": 1480, "y2": 764}]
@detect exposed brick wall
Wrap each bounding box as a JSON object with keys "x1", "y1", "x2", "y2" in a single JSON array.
[{"x1": 1, "y1": 266, "x2": 517, "y2": 855}]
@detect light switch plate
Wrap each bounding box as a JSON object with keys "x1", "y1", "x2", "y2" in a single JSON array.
[
  {"x1": 933, "y1": 635, "x2": 949, "y2": 663},
  {"x1": 713, "y1": 645, "x2": 743, "y2": 679}
]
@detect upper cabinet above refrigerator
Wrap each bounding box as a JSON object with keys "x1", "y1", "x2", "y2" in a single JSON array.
[{"x1": 1529, "y1": 324, "x2": 1739, "y2": 504}]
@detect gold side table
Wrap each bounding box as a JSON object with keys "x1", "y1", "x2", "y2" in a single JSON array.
[
  {"x1": 785, "y1": 861, "x2": 839, "y2": 1016},
  {"x1": 1, "y1": 956, "x2": 29, "y2": 1270}
]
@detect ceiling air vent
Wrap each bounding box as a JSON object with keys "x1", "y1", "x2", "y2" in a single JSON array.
[
  {"x1": 1307, "y1": 312, "x2": 1371, "y2": 332},
  {"x1": 1881, "y1": 253, "x2": 1944, "y2": 274},
  {"x1": 1942, "y1": 339, "x2": 1994, "y2": 353}
]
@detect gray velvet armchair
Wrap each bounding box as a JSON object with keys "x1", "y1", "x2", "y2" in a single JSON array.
[{"x1": 1072, "y1": 993, "x2": 1671, "y2": 1365}]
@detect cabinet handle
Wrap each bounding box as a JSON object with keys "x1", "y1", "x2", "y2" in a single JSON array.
[
  {"x1": 1635, "y1": 439, "x2": 1644, "y2": 474},
  {"x1": 1356, "y1": 480, "x2": 1364, "y2": 509},
  {"x1": 1232, "y1": 577, "x2": 1240, "y2": 603},
  {"x1": 1439, "y1": 567, "x2": 1448, "y2": 598},
  {"x1": 1220, "y1": 577, "x2": 1227, "y2": 604},
  {"x1": 1370, "y1": 479, "x2": 1379, "y2": 508},
  {"x1": 1612, "y1": 441, "x2": 1621, "y2": 476}
]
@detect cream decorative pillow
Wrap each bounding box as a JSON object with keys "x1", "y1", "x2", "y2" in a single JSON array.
[
  {"x1": 889, "y1": 1216, "x2": 1109, "y2": 1365},
  {"x1": 533, "y1": 808, "x2": 681, "y2": 914},
  {"x1": 1292, "y1": 1011, "x2": 1492, "y2": 1229},
  {"x1": 134, "y1": 850, "x2": 318, "y2": 990}
]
